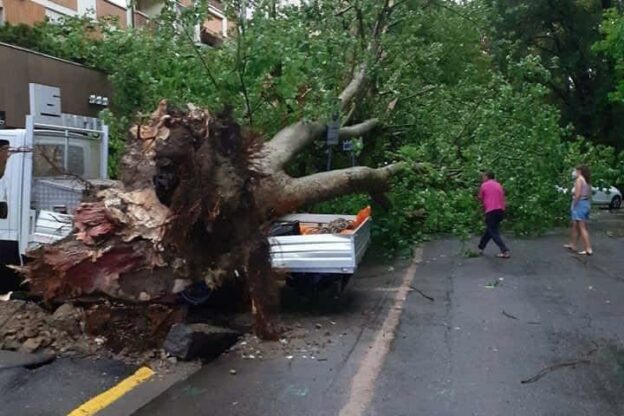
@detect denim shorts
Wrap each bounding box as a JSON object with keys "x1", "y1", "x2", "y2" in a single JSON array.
[{"x1": 571, "y1": 199, "x2": 590, "y2": 221}]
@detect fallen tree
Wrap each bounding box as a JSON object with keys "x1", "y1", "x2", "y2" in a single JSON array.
[{"x1": 17, "y1": 1, "x2": 406, "y2": 340}]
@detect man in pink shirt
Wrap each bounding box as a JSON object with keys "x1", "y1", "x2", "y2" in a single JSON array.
[{"x1": 478, "y1": 171, "x2": 510, "y2": 258}]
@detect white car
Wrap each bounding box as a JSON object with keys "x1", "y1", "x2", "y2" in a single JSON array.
[{"x1": 556, "y1": 185, "x2": 622, "y2": 209}]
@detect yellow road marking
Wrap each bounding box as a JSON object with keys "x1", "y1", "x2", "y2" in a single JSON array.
[{"x1": 67, "y1": 366, "x2": 155, "y2": 416}]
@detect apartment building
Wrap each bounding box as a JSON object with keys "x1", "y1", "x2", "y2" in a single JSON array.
[{"x1": 0, "y1": 0, "x2": 230, "y2": 45}]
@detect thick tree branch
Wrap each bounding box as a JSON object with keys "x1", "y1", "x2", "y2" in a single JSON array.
[
  {"x1": 338, "y1": 0, "x2": 395, "y2": 110},
  {"x1": 262, "y1": 118, "x2": 380, "y2": 171},
  {"x1": 335, "y1": 4, "x2": 354, "y2": 17},
  {"x1": 340, "y1": 118, "x2": 379, "y2": 138},
  {"x1": 338, "y1": 65, "x2": 367, "y2": 110},
  {"x1": 342, "y1": 103, "x2": 356, "y2": 126},
  {"x1": 280, "y1": 163, "x2": 407, "y2": 207},
  {"x1": 261, "y1": 121, "x2": 326, "y2": 171}
]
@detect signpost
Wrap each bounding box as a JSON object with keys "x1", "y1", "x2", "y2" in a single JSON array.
[
  {"x1": 326, "y1": 101, "x2": 340, "y2": 170},
  {"x1": 325, "y1": 99, "x2": 358, "y2": 169},
  {"x1": 343, "y1": 139, "x2": 356, "y2": 166}
]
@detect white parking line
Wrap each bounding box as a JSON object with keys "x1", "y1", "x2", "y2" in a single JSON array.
[{"x1": 339, "y1": 247, "x2": 423, "y2": 416}]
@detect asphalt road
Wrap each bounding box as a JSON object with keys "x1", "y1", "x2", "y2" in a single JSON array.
[
  {"x1": 136, "y1": 209, "x2": 624, "y2": 416},
  {"x1": 0, "y1": 357, "x2": 132, "y2": 416}
]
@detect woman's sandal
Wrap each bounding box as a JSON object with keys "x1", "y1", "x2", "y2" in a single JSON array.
[
  {"x1": 497, "y1": 252, "x2": 511, "y2": 259},
  {"x1": 578, "y1": 250, "x2": 593, "y2": 256},
  {"x1": 563, "y1": 244, "x2": 576, "y2": 251}
]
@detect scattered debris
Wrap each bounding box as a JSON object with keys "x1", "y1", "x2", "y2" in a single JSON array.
[
  {"x1": 409, "y1": 286, "x2": 434, "y2": 302},
  {"x1": 502, "y1": 310, "x2": 519, "y2": 320},
  {"x1": 20, "y1": 337, "x2": 45, "y2": 354},
  {"x1": 485, "y1": 280, "x2": 501, "y2": 289},
  {"x1": 82, "y1": 302, "x2": 185, "y2": 359},
  {"x1": 463, "y1": 250, "x2": 480, "y2": 258},
  {"x1": 228, "y1": 322, "x2": 334, "y2": 362},
  {"x1": 0, "y1": 300, "x2": 104, "y2": 357},
  {"x1": 49, "y1": 303, "x2": 84, "y2": 337},
  {"x1": 521, "y1": 360, "x2": 591, "y2": 384}
]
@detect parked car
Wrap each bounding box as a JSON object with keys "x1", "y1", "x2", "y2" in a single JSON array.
[{"x1": 556, "y1": 184, "x2": 622, "y2": 209}]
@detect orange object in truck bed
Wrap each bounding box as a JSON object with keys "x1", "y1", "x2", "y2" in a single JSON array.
[{"x1": 349, "y1": 206, "x2": 371, "y2": 229}]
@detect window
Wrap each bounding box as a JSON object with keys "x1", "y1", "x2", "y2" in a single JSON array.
[
  {"x1": 33, "y1": 144, "x2": 87, "y2": 177},
  {"x1": 0, "y1": 140, "x2": 9, "y2": 180},
  {"x1": 136, "y1": 0, "x2": 162, "y2": 18},
  {"x1": 67, "y1": 146, "x2": 85, "y2": 177},
  {"x1": 33, "y1": 144, "x2": 64, "y2": 177},
  {"x1": 33, "y1": 131, "x2": 101, "y2": 179}
]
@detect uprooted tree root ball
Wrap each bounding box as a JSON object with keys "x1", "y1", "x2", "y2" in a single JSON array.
[
  {"x1": 20, "y1": 102, "x2": 280, "y2": 340},
  {"x1": 18, "y1": 97, "x2": 401, "y2": 342}
]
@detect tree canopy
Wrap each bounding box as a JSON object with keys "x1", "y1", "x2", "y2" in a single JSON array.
[{"x1": 1, "y1": 0, "x2": 622, "y2": 251}]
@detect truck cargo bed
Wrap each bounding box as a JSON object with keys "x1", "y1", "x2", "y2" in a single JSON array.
[{"x1": 269, "y1": 213, "x2": 371, "y2": 274}]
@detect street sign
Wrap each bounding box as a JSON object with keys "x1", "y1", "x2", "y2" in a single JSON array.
[
  {"x1": 326, "y1": 99, "x2": 341, "y2": 146},
  {"x1": 327, "y1": 120, "x2": 340, "y2": 145}
]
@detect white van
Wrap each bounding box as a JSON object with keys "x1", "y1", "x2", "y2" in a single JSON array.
[{"x1": 0, "y1": 84, "x2": 109, "y2": 274}]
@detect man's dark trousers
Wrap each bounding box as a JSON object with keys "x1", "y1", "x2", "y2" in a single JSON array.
[{"x1": 479, "y1": 209, "x2": 508, "y2": 252}]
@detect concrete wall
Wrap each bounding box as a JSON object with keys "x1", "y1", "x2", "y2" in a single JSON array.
[{"x1": 0, "y1": 43, "x2": 111, "y2": 128}]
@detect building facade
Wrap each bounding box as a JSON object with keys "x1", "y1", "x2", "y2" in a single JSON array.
[
  {"x1": 0, "y1": 42, "x2": 111, "y2": 128},
  {"x1": 0, "y1": 0, "x2": 230, "y2": 45}
]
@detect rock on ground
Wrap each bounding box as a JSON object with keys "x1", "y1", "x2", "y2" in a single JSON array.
[{"x1": 163, "y1": 323, "x2": 241, "y2": 360}]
